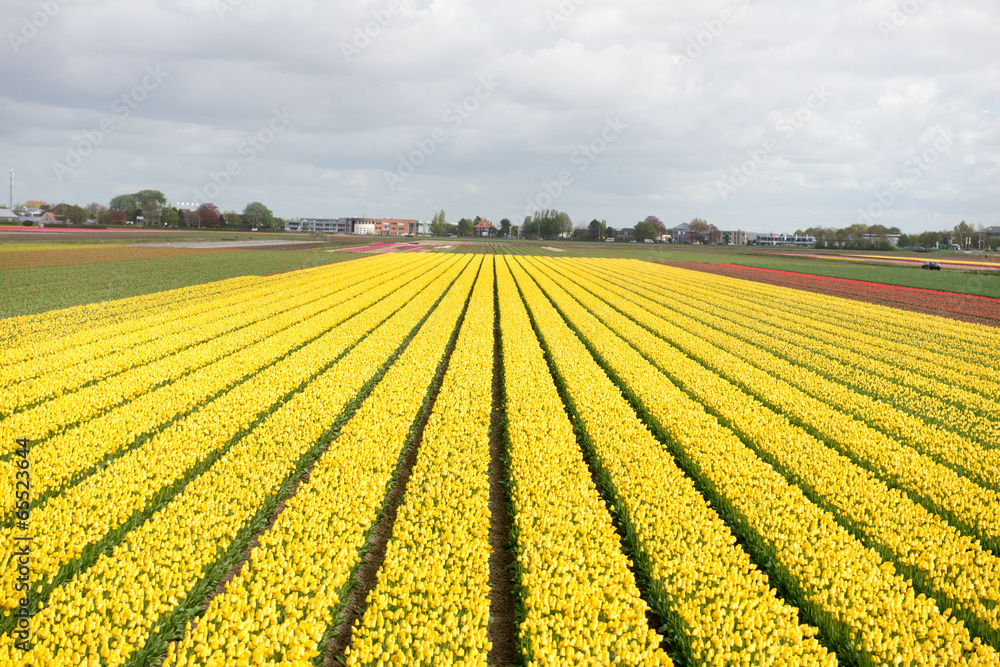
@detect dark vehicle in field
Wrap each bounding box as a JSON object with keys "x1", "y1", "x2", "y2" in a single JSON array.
[{"x1": 921, "y1": 261, "x2": 941, "y2": 270}]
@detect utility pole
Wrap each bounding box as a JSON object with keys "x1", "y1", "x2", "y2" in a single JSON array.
[{"x1": 9, "y1": 169, "x2": 13, "y2": 211}]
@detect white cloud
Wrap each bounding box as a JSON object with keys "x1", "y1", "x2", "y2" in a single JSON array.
[{"x1": 0, "y1": 0, "x2": 996, "y2": 232}]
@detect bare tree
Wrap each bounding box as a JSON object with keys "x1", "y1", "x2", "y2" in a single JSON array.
[{"x1": 689, "y1": 217, "x2": 710, "y2": 242}]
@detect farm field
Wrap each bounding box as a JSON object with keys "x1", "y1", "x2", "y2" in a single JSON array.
[{"x1": 2, "y1": 251, "x2": 1000, "y2": 666}]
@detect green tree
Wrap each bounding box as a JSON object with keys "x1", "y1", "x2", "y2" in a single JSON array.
[
  {"x1": 588, "y1": 218, "x2": 605, "y2": 241},
  {"x1": 499, "y1": 218, "x2": 511, "y2": 237},
  {"x1": 223, "y1": 210, "x2": 242, "y2": 228},
  {"x1": 634, "y1": 220, "x2": 657, "y2": 242},
  {"x1": 896, "y1": 233, "x2": 912, "y2": 248},
  {"x1": 108, "y1": 194, "x2": 138, "y2": 220},
  {"x1": 134, "y1": 190, "x2": 167, "y2": 225},
  {"x1": 457, "y1": 218, "x2": 474, "y2": 237},
  {"x1": 917, "y1": 231, "x2": 939, "y2": 248},
  {"x1": 530, "y1": 209, "x2": 572, "y2": 239},
  {"x1": 644, "y1": 215, "x2": 666, "y2": 237},
  {"x1": 68, "y1": 204, "x2": 87, "y2": 225},
  {"x1": 160, "y1": 207, "x2": 180, "y2": 227},
  {"x1": 242, "y1": 201, "x2": 274, "y2": 230},
  {"x1": 522, "y1": 215, "x2": 538, "y2": 238},
  {"x1": 431, "y1": 209, "x2": 448, "y2": 236},
  {"x1": 953, "y1": 220, "x2": 973, "y2": 248}
]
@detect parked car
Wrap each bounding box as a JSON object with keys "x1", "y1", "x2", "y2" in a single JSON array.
[
  {"x1": 921, "y1": 261, "x2": 941, "y2": 270},
  {"x1": 605, "y1": 237, "x2": 615, "y2": 242},
  {"x1": 643, "y1": 238, "x2": 654, "y2": 243}
]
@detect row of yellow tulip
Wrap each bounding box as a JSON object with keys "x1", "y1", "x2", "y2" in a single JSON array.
[
  {"x1": 162, "y1": 256, "x2": 481, "y2": 667},
  {"x1": 505, "y1": 257, "x2": 836, "y2": 666},
  {"x1": 646, "y1": 261, "x2": 1000, "y2": 379},
  {"x1": 577, "y1": 259, "x2": 1000, "y2": 492},
  {"x1": 2, "y1": 271, "x2": 305, "y2": 395},
  {"x1": 606, "y1": 263, "x2": 1000, "y2": 447},
  {"x1": 514, "y1": 257, "x2": 998, "y2": 665},
  {"x1": 549, "y1": 258, "x2": 1000, "y2": 551},
  {"x1": 0, "y1": 255, "x2": 440, "y2": 519},
  {"x1": 0, "y1": 255, "x2": 464, "y2": 614},
  {"x1": 0, "y1": 254, "x2": 423, "y2": 453},
  {"x1": 522, "y1": 257, "x2": 1000, "y2": 644},
  {"x1": 659, "y1": 265, "x2": 1000, "y2": 405},
  {"x1": 0, "y1": 275, "x2": 263, "y2": 350},
  {"x1": 687, "y1": 280, "x2": 1000, "y2": 447},
  {"x1": 2, "y1": 256, "x2": 473, "y2": 665},
  {"x1": 0, "y1": 274, "x2": 268, "y2": 373},
  {"x1": 495, "y1": 258, "x2": 670, "y2": 667},
  {"x1": 344, "y1": 256, "x2": 495, "y2": 666},
  {"x1": 0, "y1": 254, "x2": 412, "y2": 414}
]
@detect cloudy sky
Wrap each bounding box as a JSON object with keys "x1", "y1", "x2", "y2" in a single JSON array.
[{"x1": 2, "y1": 0, "x2": 997, "y2": 233}]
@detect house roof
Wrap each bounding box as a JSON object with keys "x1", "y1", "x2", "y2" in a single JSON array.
[
  {"x1": 0, "y1": 209, "x2": 19, "y2": 219},
  {"x1": 474, "y1": 220, "x2": 495, "y2": 228},
  {"x1": 672, "y1": 222, "x2": 692, "y2": 231}
]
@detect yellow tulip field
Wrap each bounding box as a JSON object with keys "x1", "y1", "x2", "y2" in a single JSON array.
[{"x1": 2, "y1": 252, "x2": 999, "y2": 666}]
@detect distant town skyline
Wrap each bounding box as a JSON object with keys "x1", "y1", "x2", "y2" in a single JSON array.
[{"x1": 2, "y1": 0, "x2": 997, "y2": 234}]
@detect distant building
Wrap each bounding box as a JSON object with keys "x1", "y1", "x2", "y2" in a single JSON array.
[
  {"x1": 284, "y1": 217, "x2": 424, "y2": 235},
  {"x1": 619, "y1": 227, "x2": 635, "y2": 241},
  {"x1": 373, "y1": 218, "x2": 415, "y2": 235},
  {"x1": 671, "y1": 222, "x2": 693, "y2": 243},
  {"x1": 474, "y1": 220, "x2": 497, "y2": 237},
  {"x1": 754, "y1": 233, "x2": 815, "y2": 247},
  {"x1": 19, "y1": 212, "x2": 59, "y2": 227},
  {"x1": 722, "y1": 230, "x2": 749, "y2": 246},
  {"x1": 985, "y1": 226, "x2": 1000, "y2": 238},
  {"x1": 285, "y1": 218, "x2": 347, "y2": 233},
  {"x1": 0, "y1": 208, "x2": 19, "y2": 223},
  {"x1": 862, "y1": 233, "x2": 902, "y2": 248},
  {"x1": 410, "y1": 220, "x2": 431, "y2": 235}
]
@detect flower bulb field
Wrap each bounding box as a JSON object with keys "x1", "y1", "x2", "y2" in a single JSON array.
[{"x1": 2, "y1": 249, "x2": 1000, "y2": 666}]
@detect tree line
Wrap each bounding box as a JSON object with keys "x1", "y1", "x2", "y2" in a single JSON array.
[
  {"x1": 14, "y1": 191, "x2": 279, "y2": 231},
  {"x1": 798, "y1": 221, "x2": 996, "y2": 250},
  {"x1": 106, "y1": 191, "x2": 278, "y2": 230},
  {"x1": 429, "y1": 211, "x2": 514, "y2": 238}
]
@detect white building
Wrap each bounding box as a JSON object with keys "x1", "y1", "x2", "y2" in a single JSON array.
[
  {"x1": 755, "y1": 233, "x2": 815, "y2": 247},
  {"x1": 285, "y1": 218, "x2": 346, "y2": 233},
  {"x1": 285, "y1": 216, "x2": 429, "y2": 235},
  {"x1": 0, "y1": 208, "x2": 19, "y2": 223}
]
